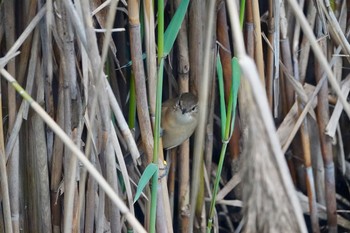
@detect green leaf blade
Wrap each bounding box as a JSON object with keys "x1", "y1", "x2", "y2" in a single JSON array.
[
  {"x1": 133, "y1": 163, "x2": 158, "y2": 203},
  {"x1": 163, "y1": 0, "x2": 190, "y2": 56}
]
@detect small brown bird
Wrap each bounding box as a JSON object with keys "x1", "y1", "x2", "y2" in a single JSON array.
[{"x1": 161, "y1": 92, "x2": 199, "y2": 149}]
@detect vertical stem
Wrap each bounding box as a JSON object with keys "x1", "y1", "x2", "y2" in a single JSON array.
[
  {"x1": 0, "y1": 93, "x2": 13, "y2": 233},
  {"x1": 315, "y1": 35, "x2": 337, "y2": 233}
]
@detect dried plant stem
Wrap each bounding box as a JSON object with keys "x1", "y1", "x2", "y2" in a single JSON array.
[
  {"x1": 298, "y1": 103, "x2": 320, "y2": 232},
  {"x1": 315, "y1": 36, "x2": 337, "y2": 232},
  {"x1": 0, "y1": 94, "x2": 13, "y2": 233},
  {"x1": 286, "y1": 0, "x2": 350, "y2": 118},
  {"x1": 128, "y1": 0, "x2": 154, "y2": 163},
  {"x1": 0, "y1": 68, "x2": 147, "y2": 233},
  {"x1": 174, "y1": 0, "x2": 191, "y2": 230},
  {"x1": 188, "y1": 0, "x2": 202, "y2": 95},
  {"x1": 252, "y1": 0, "x2": 265, "y2": 83},
  {"x1": 144, "y1": 0, "x2": 157, "y2": 116},
  {"x1": 226, "y1": 0, "x2": 307, "y2": 231},
  {"x1": 4, "y1": 1, "x2": 20, "y2": 232},
  {"x1": 31, "y1": 113, "x2": 53, "y2": 233},
  {"x1": 190, "y1": 0, "x2": 216, "y2": 230}
]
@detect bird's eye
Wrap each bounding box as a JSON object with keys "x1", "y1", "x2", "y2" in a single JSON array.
[{"x1": 191, "y1": 106, "x2": 197, "y2": 111}]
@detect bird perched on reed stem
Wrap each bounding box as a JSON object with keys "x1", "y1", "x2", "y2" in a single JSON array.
[{"x1": 161, "y1": 92, "x2": 198, "y2": 149}]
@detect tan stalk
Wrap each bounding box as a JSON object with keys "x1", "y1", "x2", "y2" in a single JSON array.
[
  {"x1": 226, "y1": 0, "x2": 307, "y2": 232},
  {"x1": 128, "y1": 0, "x2": 154, "y2": 163},
  {"x1": 174, "y1": 0, "x2": 191, "y2": 230},
  {"x1": 252, "y1": 0, "x2": 265, "y2": 84},
  {"x1": 4, "y1": 0, "x2": 19, "y2": 232},
  {"x1": 315, "y1": 33, "x2": 337, "y2": 232},
  {"x1": 0, "y1": 67, "x2": 147, "y2": 233}
]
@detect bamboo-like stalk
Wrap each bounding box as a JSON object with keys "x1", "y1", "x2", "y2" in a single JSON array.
[
  {"x1": 190, "y1": 0, "x2": 216, "y2": 230},
  {"x1": 188, "y1": 0, "x2": 202, "y2": 95},
  {"x1": 143, "y1": 0, "x2": 157, "y2": 117},
  {"x1": 315, "y1": 33, "x2": 337, "y2": 233},
  {"x1": 174, "y1": 0, "x2": 191, "y2": 230},
  {"x1": 297, "y1": 102, "x2": 320, "y2": 232},
  {"x1": 128, "y1": 0, "x2": 154, "y2": 163}
]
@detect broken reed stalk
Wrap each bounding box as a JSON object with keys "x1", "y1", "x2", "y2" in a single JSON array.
[
  {"x1": 0, "y1": 68, "x2": 147, "y2": 233},
  {"x1": 286, "y1": 0, "x2": 350, "y2": 118},
  {"x1": 225, "y1": 0, "x2": 307, "y2": 232}
]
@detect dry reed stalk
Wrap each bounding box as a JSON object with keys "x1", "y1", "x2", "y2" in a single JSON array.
[
  {"x1": 265, "y1": 0, "x2": 274, "y2": 109},
  {"x1": 107, "y1": 84, "x2": 140, "y2": 163},
  {"x1": 315, "y1": 34, "x2": 337, "y2": 232},
  {"x1": 5, "y1": 28, "x2": 39, "y2": 159},
  {"x1": 85, "y1": 172, "x2": 97, "y2": 233},
  {"x1": 105, "y1": 139, "x2": 121, "y2": 233},
  {"x1": 168, "y1": 149, "x2": 176, "y2": 215},
  {"x1": 189, "y1": 0, "x2": 215, "y2": 230},
  {"x1": 54, "y1": 2, "x2": 78, "y2": 231},
  {"x1": 297, "y1": 192, "x2": 350, "y2": 230},
  {"x1": 298, "y1": 102, "x2": 320, "y2": 232},
  {"x1": 111, "y1": 126, "x2": 134, "y2": 215},
  {"x1": 4, "y1": 1, "x2": 20, "y2": 232},
  {"x1": 31, "y1": 112, "x2": 53, "y2": 233},
  {"x1": 298, "y1": 0, "x2": 315, "y2": 83},
  {"x1": 286, "y1": 0, "x2": 350, "y2": 118},
  {"x1": 173, "y1": 0, "x2": 191, "y2": 230},
  {"x1": 280, "y1": 2, "x2": 294, "y2": 114},
  {"x1": 188, "y1": 0, "x2": 202, "y2": 95},
  {"x1": 17, "y1": 0, "x2": 37, "y2": 86},
  {"x1": 143, "y1": 0, "x2": 157, "y2": 116},
  {"x1": 226, "y1": 0, "x2": 307, "y2": 232},
  {"x1": 204, "y1": 76, "x2": 215, "y2": 180},
  {"x1": 0, "y1": 91, "x2": 13, "y2": 233},
  {"x1": 252, "y1": 0, "x2": 265, "y2": 84},
  {"x1": 128, "y1": 0, "x2": 154, "y2": 164},
  {"x1": 332, "y1": 0, "x2": 347, "y2": 84},
  {"x1": 321, "y1": 1, "x2": 350, "y2": 61},
  {"x1": 288, "y1": 0, "x2": 306, "y2": 189},
  {"x1": 50, "y1": 71, "x2": 64, "y2": 233}
]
